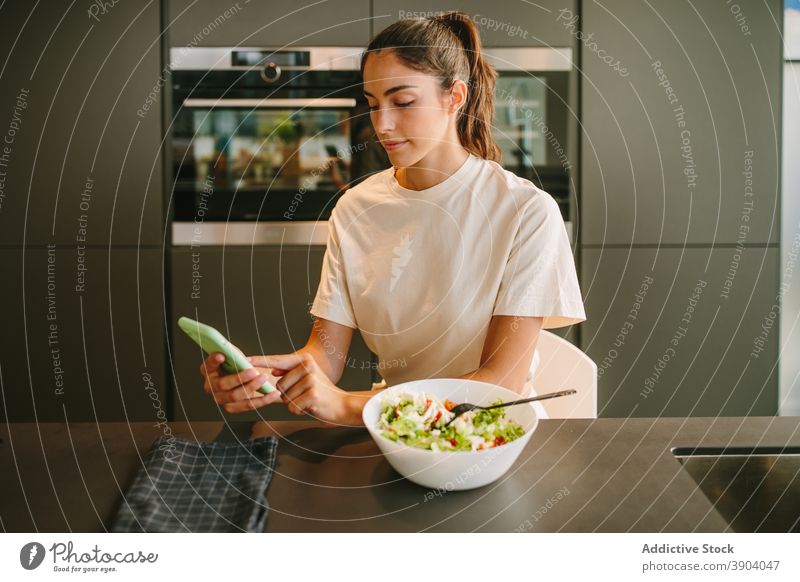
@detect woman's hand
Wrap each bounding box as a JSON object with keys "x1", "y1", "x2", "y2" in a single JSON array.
[
  {"x1": 248, "y1": 351, "x2": 361, "y2": 428},
  {"x1": 199, "y1": 352, "x2": 284, "y2": 414}
]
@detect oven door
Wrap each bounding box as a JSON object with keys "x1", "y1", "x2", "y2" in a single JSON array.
[
  {"x1": 493, "y1": 71, "x2": 571, "y2": 206},
  {"x1": 170, "y1": 83, "x2": 388, "y2": 222}
]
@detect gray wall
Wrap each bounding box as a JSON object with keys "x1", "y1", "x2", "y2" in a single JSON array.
[
  {"x1": 167, "y1": 0, "x2": 372, "y2": 46},
  {"x1": 371, "y1": 1, "x2": 576, "y2": 47},
  {"x1": 579, "y1": 0, "x2": 783, "y2": 416},
  {"x1": 0, "y1": 1, "x2": 167, "y2": 422},
  {"x1": 0, "y1": 2, "x2": 164, "y2": 247}
]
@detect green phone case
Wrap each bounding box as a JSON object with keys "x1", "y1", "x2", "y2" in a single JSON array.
[{"x1": 177, "y1": 316, "x2": 276, "y2": 394}]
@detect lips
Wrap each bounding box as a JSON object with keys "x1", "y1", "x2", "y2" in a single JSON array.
[{"x1": 382, "y1": 139, "x2": 408, "y2": 151}]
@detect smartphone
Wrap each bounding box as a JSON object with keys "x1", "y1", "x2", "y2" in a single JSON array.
[{"x1": 177, "y1": 316, "x2": 276, "y2": 394}]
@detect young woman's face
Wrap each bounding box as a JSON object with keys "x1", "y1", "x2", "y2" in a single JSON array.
[{"x1": 362, "y1": 50, "x2": 460, "y2": 167}]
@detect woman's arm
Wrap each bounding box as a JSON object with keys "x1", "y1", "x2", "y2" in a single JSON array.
[
  {"x1": 298, "y1": 317, "x2": 385, "y2": 425},
  {"x1": 269, "y1": 314, "x2": 543, "y2": 423},
  {"x1": 214, "y1": 315, "x2": 541, "y2": 422},
  {"x1": 457, "y1": 315, "x2": 543, "y2": 394},
  {"x1": 299, "y1": 316, "x2": 355, "y2": 383},
  {"x1": 246, "y1": 316, "x2": 382, "y2": 426}
]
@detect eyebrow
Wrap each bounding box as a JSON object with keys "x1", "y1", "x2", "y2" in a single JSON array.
[{"x1": 363, "y1": 84, "x2": 418, "y2": 98}]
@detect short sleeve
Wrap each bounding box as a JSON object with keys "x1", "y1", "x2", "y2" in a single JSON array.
[
  {"x1": 309, "y1": 209, "x2": 358, "y2": 329},
  {"x1": 492, "y1": 195, "x2": 587, "y2": 329}
]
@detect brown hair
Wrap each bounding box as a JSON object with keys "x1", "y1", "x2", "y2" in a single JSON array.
[{"x1": 360, "y1": 11, "x2": 501, "y2": 162}]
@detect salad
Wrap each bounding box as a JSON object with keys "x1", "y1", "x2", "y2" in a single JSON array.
[{"x1": 377, "y1": 392, "x2": 525, "y2": 452}]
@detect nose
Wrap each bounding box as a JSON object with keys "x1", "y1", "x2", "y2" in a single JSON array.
[{"x1": 371, "y1": 105, "x2": 396, "y2": 135}]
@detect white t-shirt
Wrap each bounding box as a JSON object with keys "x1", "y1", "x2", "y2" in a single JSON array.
[{"x1": 310, "y1": 153, "x2": 586, "y2": 416}]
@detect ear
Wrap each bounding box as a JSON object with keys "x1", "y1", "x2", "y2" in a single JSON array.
[{"x1": 448, "y1": 79, "x2": 469, "y2": 115}]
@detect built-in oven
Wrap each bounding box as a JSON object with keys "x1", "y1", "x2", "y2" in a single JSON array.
[
  {"x1": 169, "y1": 47, "x2": 388, "y2": 244},
  {"x1": 168, "y1": 46, "x2": 572, "y2": 244}
]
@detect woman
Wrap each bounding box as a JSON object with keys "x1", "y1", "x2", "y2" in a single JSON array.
[{"x1": 200, "y1": 12, "x2": 586, "y2": 426}]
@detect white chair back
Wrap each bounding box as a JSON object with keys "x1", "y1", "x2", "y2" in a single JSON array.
[{"x1": 533, "y1": 330, "x2": 598, "y2": 419}]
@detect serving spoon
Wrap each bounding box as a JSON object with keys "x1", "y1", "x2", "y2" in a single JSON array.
[{"x1": 442, "y1": 389, "x2": 577, "y2": 427}]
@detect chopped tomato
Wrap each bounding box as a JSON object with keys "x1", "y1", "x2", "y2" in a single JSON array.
[
  {"x1": 434, "y1": 411, "x2": 442, "y2": 423},
  {"x1": 450, "y1": 438, "x2": 458, "y2": 447},
  {"x1": 494, "y1": 436, "x2": 506, "y2": 447},
  {"x1": 394, "y1": 405, "x2": 401, "y2": 418},
  {"x1": 444, "y1": 399, "x2": 456, "y2": 411},
  {"x1": 425, "y1": 399, "x2": 432, "y2": 410}
]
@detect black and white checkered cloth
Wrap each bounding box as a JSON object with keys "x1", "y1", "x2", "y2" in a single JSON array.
[{"x1": 111, "y1": 435, "x2": 278, "y2": 533}]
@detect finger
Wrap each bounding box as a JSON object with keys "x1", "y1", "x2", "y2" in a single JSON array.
[
  {"x1": 213, "y1": 372, "x2": 270, "y2": 405},
  {"x1": 275, "y1": 363, "x2": 311, "y2": 394},
  {"x1": 223, "y1": 390, "x2": 283, "y2": 414},
  {"x1": 201, "y1": 354, "x2": 226, "y2": 395},
  {"x1": 225, "y1": 372, "x2": 272, "y2": 403},
  {"x1": 281, "y1": 374, "x2": 315, "y2": 403},
  {"x1": 199, "y1": 352, "x2": 225, "y2": 378},
  {"x1": 208, "y1": 367, "x2": 262, "y2": 397},
  {"x1": 286, "y1": 397, "x2": 306, "y2": 416},
  {"x1": 248, "y1": 352, "x2": 310, "y2": 371},
  {"x1": 283, "y1": 376, "x2": 315, "y2": 415},
  {"x1": 251, "y1": 365, "x2": 276, "y2": 376},
  {"x1": 290, "y1": 390, "x2": 321, "y2": 420},
  {"x1": 213, "y1": 369, "x2": 252, "y2": 392}
]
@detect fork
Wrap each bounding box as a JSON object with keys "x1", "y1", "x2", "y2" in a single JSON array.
[{"x1": 442, "y1": 389, "x2": 577, "y2": 427}]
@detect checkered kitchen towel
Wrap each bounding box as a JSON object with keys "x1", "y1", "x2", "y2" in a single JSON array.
[{"x1": 111, "y1": 435, "x2": 278, "y2": 532}]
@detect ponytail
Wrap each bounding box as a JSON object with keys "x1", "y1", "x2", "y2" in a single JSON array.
[
  {"x1": 430, "y1": 13, "x2": 501, "y2": 162},
  {"x1": 361, "y1": 11, "x2": 502, "y2": 162}
]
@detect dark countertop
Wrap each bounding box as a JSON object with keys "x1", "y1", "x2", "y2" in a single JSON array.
[{"x1": 1, "y1": 416, "x2": 798, "y2": 532}]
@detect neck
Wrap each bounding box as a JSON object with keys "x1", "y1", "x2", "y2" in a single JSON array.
[{"x1": 395, "y1": 141, "x2": 470, "y2": 191}]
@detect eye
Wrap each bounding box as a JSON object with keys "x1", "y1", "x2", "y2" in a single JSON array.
[{"x1": 396, "y1": 101, "x2": 414, "y2": 107}]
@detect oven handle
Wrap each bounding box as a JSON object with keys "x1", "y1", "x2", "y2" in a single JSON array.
[{"x1": 182, "y1": 97, "x2": 357, "y2": 109}]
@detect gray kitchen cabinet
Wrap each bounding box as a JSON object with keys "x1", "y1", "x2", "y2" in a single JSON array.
[
  {"x1": 581, "y1": 247, "x2": 779, "y2": 417},
  {"x1": 371, "y1": 0, "x2": 576, "y2": 47},
  {"x1": 0, "y1": 248, "x2": 167, "y2": 422},
  {"x1": 167, "y1": 0, "x2": 371, "y2": 47},
  {"x1": 580, "y1": 0, "x2": 781, "y2": 245},
  {"x1": 169, "y1": 245, "x2": 375, "y2": 421},
  {"x1": 0, "y1": 1, "x2": 164, "y2": 247}
]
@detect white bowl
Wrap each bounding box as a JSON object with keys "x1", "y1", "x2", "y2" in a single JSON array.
[{"x1": 362, "y1": 378, "x2": 539, "y2": 490}]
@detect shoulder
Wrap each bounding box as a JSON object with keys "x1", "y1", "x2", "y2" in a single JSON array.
[{"x1": 474, "y1": 157, "x2": 561, "y2": 220}]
